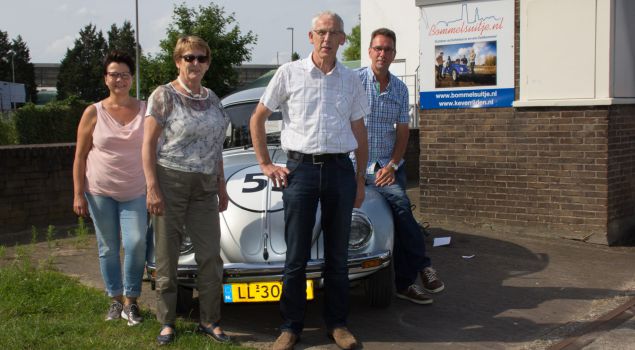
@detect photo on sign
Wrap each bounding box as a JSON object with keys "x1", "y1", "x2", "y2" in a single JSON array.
[{"x1": 434, "y1": 40, "x2": 497, "y2": 89}]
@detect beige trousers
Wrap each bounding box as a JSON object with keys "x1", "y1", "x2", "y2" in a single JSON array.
[{"x1": 153, "y1": 165, "x2": 223, "y2": 325}]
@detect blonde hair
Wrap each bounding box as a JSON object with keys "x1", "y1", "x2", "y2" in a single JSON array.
[{"x1": 172, "y1": 35, "x2": 211, "y2": 62}]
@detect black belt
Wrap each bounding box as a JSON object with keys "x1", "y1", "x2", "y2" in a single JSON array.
[{"x1": 287, "y1": 151, "x2": 348, "y2": 164}]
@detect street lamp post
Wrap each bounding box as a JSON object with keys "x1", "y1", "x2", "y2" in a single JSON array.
[
  {"x1": 10, "y1": 53, "x2": 15, "y2": 83},
  {"x1": 10, "y1": 52, "x2": 15, "y2": 110},
  {"x1": 134, "y1": 0, "x2": 140, "y2": 99},
  {"x1": 286, "y1": 27, "x2": 294, "y2": 62}
]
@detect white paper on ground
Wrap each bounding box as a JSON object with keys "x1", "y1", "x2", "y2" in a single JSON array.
[
  {"x1": 462, "y1": 255, "x2": 476, "y2": 259},
  {"x1": 433, "y1": 236, "x2": 451, "y2": 247}
]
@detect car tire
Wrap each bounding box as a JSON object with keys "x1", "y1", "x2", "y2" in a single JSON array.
[
  {"x1": 176, "y1": 285, "x2": 194, "y2": 315},
  {"x1": 364, "y1": 262, "x2": 394, "y2": 308}
]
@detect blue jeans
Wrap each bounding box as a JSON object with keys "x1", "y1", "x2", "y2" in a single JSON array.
[
  {"x1": 85, "y1": 193, "x2": 147, "y2": 297},
  {"x1": 281, "y1": 155, "x2": 356, "y2": 334},
  {"x1": 366, "y1": 165, "x2": 430, "y2": 292}
]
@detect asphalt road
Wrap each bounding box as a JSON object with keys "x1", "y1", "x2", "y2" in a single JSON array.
[
  {"x1": 3, "y1": 185, "x2": 635, "y2": 349},
  {"x1": 6, "y1": 222, "x2": 634, "y2": 350}
]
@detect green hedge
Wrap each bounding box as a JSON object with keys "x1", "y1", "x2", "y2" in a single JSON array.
[
  {"x1": 0, "y1": 114, "x2": 18, "y2": 145},
  {"x1": 13, "y1": 97, "x2": 89, "y2": 144}
]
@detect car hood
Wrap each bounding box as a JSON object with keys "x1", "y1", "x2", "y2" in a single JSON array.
[{"x1": 220, "y1": 146, "x2": 321, "y2": 263}]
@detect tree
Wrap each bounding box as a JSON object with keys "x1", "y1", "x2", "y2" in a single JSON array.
[
  {"x1": 0, "y1": 30, "x2": 11, "y2": 81},
  {"x1": 141, "y1": 3, "x2": 257, "y2": 97},
  {"x1": 0, "y1": 31, "x2": 37, "y2": 103},
  {"x1": 291, "y1": 52, "x2": 300, "y2": 61},
  {"x1": 57, "y1": 24, "x2": 108, "y2": 101},
  {"x1": 11, "y1": 36, "x2": 37, "y2": 103},
  {"x1": 107, "y1": 21, "x2": 138, "y2": 59},
  {"x1": 343, "y1": 23, "x2": 361, "y2": 61}
]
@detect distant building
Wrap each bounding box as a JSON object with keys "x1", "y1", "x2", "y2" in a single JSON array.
[
  {"x1": 33, "y1": 63, "x2": 60, "y2": 89},
  {"x1": 33, "y1": 62, "x2": 278, "y2": 91}
]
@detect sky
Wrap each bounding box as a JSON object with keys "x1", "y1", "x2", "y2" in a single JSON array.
[{"x1": 0, "y1": 0, "x2": 360, "y2": 64}]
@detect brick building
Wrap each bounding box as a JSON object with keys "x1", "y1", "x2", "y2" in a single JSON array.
[{"x1": 361, "y1": 0, "x2": 635, "y2": 244}]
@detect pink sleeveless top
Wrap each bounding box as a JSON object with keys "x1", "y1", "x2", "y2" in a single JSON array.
[{"x1": 85, "y1": 101, "x2": 146, "y2": 202}]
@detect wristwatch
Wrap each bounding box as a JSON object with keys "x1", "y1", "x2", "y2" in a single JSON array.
[{"x1": 388, "y1": 162, "x2": 398, "y2": 171}]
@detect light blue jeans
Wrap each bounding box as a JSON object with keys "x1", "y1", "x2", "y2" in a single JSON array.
[{"x1": 85, "y1": 193, "x2": 147, "y2": 298}]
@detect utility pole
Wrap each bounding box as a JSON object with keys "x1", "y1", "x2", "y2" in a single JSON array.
[
  {"x1": 135, "y1": 0, "x2": 140, "y2": 99},
  {"x1": 10, "y1": 52, "x2": 15, "y2": 110},
  {"x1": 286, "y1": 27, "x2": 294, "y2": 62}
]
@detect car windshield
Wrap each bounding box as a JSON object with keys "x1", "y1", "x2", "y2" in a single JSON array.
[{"x1": 223, "y1": 100, "x2": 282, "y2": 148}]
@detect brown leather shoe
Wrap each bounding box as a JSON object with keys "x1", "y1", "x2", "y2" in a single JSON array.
[
  {"x1": 329, "y1": 327, "x2": 358, "y2": 349},
  {"x1": 272, "y1": 331, "x2": 298, "y2": 350},
  {"x1": 420, "y1": 267, "x2": 445, "y2": 293},
  {"x1": 396, "y1": 284, "x2": 434, "y2": 305}
]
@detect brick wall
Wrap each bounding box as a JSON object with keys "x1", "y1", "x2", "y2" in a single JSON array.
[
  {"x1": 418, "y1": 106, "x2": 635, "y2": 244},
  {"x1": 607, "y1": 105, "x2": 635, "y2": 244},
  {"x1": 0, "y1": 144, "x2": 76, "y2": 237},
  {"x1": 405, "y1": 129, "x2": 420, "y2": 182}
]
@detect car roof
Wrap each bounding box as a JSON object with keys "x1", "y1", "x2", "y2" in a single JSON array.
[
  {"x1": 221, "y1": 60, "x2": 361, "y2": 108},
  {"x1": 221, "y1": 86, "x2": 266, "y2": 107}
]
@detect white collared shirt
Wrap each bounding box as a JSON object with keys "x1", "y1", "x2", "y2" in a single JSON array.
[{"x1": 260, "y1": 55, "x2": 370, "y2": 154}]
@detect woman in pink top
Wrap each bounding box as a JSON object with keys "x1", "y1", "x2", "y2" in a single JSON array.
[{"x1": 72, "y1": 51, "x2": 146, "y2": 326}]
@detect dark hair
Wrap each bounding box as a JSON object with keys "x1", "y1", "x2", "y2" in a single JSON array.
[
  {"x1": 103, "y1": 50, "x2": 135, "y2": 76},
  {"x1": 369, "y1": 28, "x2": 397, "y2": 50}
]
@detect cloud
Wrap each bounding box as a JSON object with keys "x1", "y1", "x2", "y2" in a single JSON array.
[
  {"x1": 76, "y1": 7, "x2": 98, "y2": 17},
  {"x1": 45, "y1": 35, "x2": 76, "y2": 56},
  {"x1": 152, "y1": 15, "x2": 171, "y2": 32},
  {"x1": 457, "y1": 47, "x2": 470, "y2": 58},
  {"x1": 57, "y1": 3, "x2": 69, "y2": 13}
]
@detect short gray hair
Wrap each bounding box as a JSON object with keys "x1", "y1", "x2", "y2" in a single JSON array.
[{"x1": 311, "y1": 11, "x2": 344, "y2": 32}]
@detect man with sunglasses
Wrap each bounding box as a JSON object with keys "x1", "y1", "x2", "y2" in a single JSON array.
[
  {"x1": 250, "y1": 10, "x2": 368, "y2": 350},
  {"x1": 357, "y1": 28, "x2": 445, "y2": 306}
]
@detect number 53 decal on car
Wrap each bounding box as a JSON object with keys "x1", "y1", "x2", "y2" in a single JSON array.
[{"x1": 225, "y1": 164, "x2": 284, "y2": 213}]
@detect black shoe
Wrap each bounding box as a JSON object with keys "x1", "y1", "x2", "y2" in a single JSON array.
[
  {"x1": 196, "y1": 322, "x2": 231, "y2": 343},
  {"x1": 157, "y1": 324, "x2": 175, "y2": 346}
]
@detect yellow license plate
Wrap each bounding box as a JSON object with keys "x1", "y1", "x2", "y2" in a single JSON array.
[{"x1": 223, "y1": 280, "x2": 314, "y2": 303}]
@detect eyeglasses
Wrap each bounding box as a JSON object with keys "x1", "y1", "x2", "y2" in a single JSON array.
[
  {"x1": 312, "y1": 29, "x2": 344, "y2": 38},
  {"x1": 181, "y1": 55, "x2": 209, "y2": 63},
  {"x1": 106, "y1": 72, "x2": 132, "y2": 80},
  {"x1": 371, "y1": 46, "x2": 395, "y2": 54}
]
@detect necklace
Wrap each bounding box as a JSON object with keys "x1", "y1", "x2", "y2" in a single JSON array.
[{"x1": 177, "y1": 76, "x2": 205, "y2": 99}]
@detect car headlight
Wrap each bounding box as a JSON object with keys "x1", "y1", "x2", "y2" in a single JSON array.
[
  {"x1": 180, "y1": 235, "x2": 194, "y2": 255},
  {"x1": 349, "y1": 209, "x2": 373, "y2": 250}
]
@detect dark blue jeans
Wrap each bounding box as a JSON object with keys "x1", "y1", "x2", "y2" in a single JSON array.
[
  {"x1": 366, "y1": 165, "x2": 430, "y2": 292},
  {"x1": 280, "y1": 155, "x2": 356, "y2": 335}
]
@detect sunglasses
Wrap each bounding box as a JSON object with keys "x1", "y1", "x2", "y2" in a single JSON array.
[{"x1": 181, "y1": 55, "x2": 209, "y2": 63}]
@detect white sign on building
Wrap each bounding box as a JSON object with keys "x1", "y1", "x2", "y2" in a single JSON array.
[
  {"x1": 0, "y1": 81, "x2": 26, "y2": 111},
  {"x1": 419, "y1": 0, "x2": 514, "y2": 109}
]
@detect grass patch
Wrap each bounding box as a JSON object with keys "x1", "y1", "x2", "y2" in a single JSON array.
[
  {"x1": 46, "y1": 225, "x2": 57, "y2": 249},
  {"x1": 70, "y1": 217, "x2": 90, "y2": 248},
  {"x1": 0, "y1": 259, "x2": 252, "y2": 349}
]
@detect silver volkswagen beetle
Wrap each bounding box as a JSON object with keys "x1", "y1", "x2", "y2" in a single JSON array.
[{"x1": 147, "y1": 86, "x2": 395, "y2": 309}]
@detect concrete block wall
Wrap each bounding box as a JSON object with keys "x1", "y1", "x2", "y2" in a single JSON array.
[{"x1": 0, "y1": 144, "x2": 76, "y2": 236}]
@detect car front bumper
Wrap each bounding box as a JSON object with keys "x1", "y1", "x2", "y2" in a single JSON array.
[{"x1": 147, "y1": 249, "x2": 391, "y2": 288}]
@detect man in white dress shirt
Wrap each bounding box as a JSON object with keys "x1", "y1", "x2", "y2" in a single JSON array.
[{"x1": 250, "y1": 11, "x2": 368, "y2": 350}]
